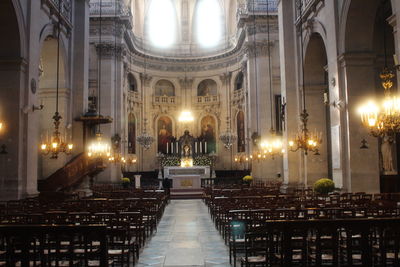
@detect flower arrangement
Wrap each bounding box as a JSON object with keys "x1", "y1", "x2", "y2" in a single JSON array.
[
  {"x1": 243, "y1": 175, "x2": 253, "y2": 184},
  {"x1": 121, "y1": 177, "x2": 130, "y2": 183},
  {"x1": 161, "y1": 156, "x2": 180, "y2": 167},
  {"x1": 193, "y1": 155, "x2": 212, "y2": 166},
  {"x1": 313, "y1": 178, "x2": 335, "y2": 194}
]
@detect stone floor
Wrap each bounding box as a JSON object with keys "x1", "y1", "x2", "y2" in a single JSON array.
[{"x1": 137, "y1": 199, "x2": 231, "y2": 267}]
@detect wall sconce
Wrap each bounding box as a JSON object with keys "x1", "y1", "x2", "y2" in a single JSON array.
[
  {"x1": 324, "y1": 92, "x2": 344, "y2": 110},
  {"x1": 22, "y1": 103, "x2": 44, "y2": 114}
]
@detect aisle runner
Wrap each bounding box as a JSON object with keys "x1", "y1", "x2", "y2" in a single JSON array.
[{"x1": 137, "y1": 199, "x2": 230, "y2": 267}]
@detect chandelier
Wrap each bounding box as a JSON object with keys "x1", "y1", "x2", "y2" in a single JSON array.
[
  {"x1": 220, "y1": 118, "x2": 237, "y2": 149},
  {"x1": 261, "y1": 132, "x2": 285, "y2": 159},
  {"x1": 40, "y1": 0, "x2": 73, "y2": 159},
  {"x1": 288, "y1": 110, "x2": 322, "y2": 155},
  {"x1": 40, "y1": 113, "x2": 74, "y2": 159},
  {"x1": 87, "y1": 133, "x2": 111, "y2": 158},
  {"x1": 358, "y1": 68, "x2": 400, "y2": 138},
  {"x1": 137, "y1": 118, "x2": 154, "y2": 150}
]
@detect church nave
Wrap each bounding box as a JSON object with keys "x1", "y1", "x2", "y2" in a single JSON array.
[{"x1": 138, "y1": 200, "x2": 230, "y2": 267}]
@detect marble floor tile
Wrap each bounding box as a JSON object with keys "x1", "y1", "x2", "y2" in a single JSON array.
[{"x1": 137, "y1": 199, "x2": 232, "y2": 267}]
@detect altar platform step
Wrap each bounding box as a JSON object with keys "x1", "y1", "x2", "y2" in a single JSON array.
[{"x1": 170, "y1": 189, "x2": 204, "y2": 199}]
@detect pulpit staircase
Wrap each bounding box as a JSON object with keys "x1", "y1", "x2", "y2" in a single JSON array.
[{"x1": 38, "y1": 153, "x2": 105, "y2": 192}]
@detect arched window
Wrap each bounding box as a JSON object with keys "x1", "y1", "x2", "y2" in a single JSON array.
[
  {"x1": 128, "y1": 113, "x2": 136, "y2": 154},
  {"x1": 155, "y1": 80, "x2": 175, "y2": 96},
  {"x1": 235, "y1": 72, "x2": 244, "y2": 90},
  {"x1": 197, "y1": 79, "x2": 217, "y2": 96},
  {"x1": 195, "y1": 0, "x2": 224, "y2": 47},
  {"x1": 127, "y1": 73, "x2": 137, "y2": 92},
  {"x1": 147, "y1": 0, "x2": 177, "y2": 48}
]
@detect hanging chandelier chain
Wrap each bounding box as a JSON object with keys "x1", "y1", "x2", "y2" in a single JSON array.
[{"x1": 252, "y1": 0, "x2": 259, "y2": 134}]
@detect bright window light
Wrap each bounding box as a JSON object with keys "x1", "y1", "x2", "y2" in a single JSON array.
[
  {"x1": 196, "y1": 0, "x2": 223, "y2": 47},
  {"x1": 147, "y1": 0, "x2": 176, "y2": 48}
]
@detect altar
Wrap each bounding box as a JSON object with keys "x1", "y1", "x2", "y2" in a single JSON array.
[{"x1": 164, "y1": 166, "x2": 210, "y2": 190}]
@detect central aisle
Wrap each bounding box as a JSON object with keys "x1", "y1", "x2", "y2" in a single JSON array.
[{"x1": 137, "y1": 199, "x2": 230, "y2": 267}]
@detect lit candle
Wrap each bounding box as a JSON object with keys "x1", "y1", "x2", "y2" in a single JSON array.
[{"x1": 167, "y1": 142, "x2": 169, "y2": 154}]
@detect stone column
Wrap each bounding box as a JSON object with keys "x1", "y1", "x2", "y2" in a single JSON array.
[
  {"x1": 278, "y1": 0, "x2": 302, "y2": 187},
  {"x1": 0, "y1": 59, "x2": 28, "y2": 200},
  {"x1": 72, "y1": 0, "x2": 90, "y2": 153},
  {"x1": 339, "y1": 53, "x2": 380, "y2": 193}
]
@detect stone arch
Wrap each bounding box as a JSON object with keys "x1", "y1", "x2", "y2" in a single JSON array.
[
  {"x1": 197, "y1": 79, "x2": 217, "y2": 96},
  {"x1": 37, "y1": 36, "x2": 70, "y2": 180},
  {"x1": 303, "y1": 32, "x2": 330, "y2": 185},
  {"x1": 154, "y1": 79, "x2": 175, "y2": 96},
  {"x1": 337, "y1": 0, "x2": 394, "y2": 192},
  {"x1": 340, "y1": 0, "x2": 380, "y2": 54}
]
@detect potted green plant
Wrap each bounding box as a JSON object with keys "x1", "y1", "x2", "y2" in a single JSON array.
[
  {"x1": 242, "y1": 175, "x2": 253, "y2": 185},
  {"x1": 121, "y1": 177, "x2": 130, "y2": 189},
  {"x1": 313, "y1": 178, "x2": 335, "y2": 195}
]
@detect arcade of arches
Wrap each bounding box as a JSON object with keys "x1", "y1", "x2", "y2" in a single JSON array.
[{"x1": 1, "y1": 0, "x2": 400, "y2": 199}]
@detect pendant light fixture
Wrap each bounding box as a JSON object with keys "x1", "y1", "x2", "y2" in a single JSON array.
[
  {"x1": 87, "y1": 0, "x2": 112, "y2": 159},
  {"x1": 136, "y1": 5, "x2": 155, "y2": 150},
  {"x1": 260, "y1": 0, "x2": 284, "y2": 158},
  {"x1": 40, "y1": 0, "x2": 73, "y2": 159},
  {"x1": 288, "y1": 0, "x2": 322, "y2": 155}
]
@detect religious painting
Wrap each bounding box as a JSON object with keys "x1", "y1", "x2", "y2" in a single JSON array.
[
  {"x1": 197, "y1": 79, "x2": 217, "y2": 96},
  {"x1": 158, "y1": 116, "x2": 173, "y2": 154},
  {"x1": 128, "y1": 113, "x2": 136, "y2": 154},
  {"x1": 155, "y1": 80, "x2": 175, "y2": 96},
  {"x1": 199, "y1": 115, "x2": 216, "y2": 153},
  {"x1": 237, "y1": 111, "x2": 245, "y2": 152}
]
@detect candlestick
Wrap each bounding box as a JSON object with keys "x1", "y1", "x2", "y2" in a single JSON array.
[
  {"x1": 171, "y1": 142, "x2": 174, "y2": 154},
  {"x1": 195, "y1": 141, "x2": 197, "y2": 154},
  {"x1": 200, "y1": 141, "x2": 202, "y2": 153},
  {"x1": 205, "y1": 141, "x2": 207, "y2": 154},
  {"x1": 176, "y1": 142, "x2": 178, "y2": 154},
  {"x1": 167, "y1": 142, "x2": 169, "y2": 154}
]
